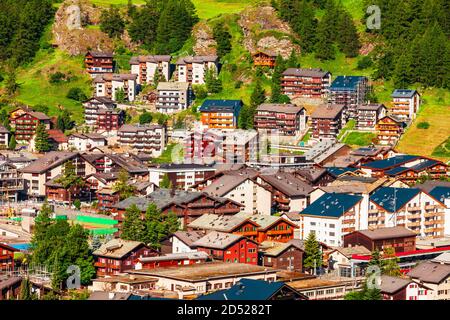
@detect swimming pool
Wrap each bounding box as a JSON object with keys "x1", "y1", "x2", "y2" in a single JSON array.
[{"x1": 10, "y1": 243, "x2": 31, "y2": 251}]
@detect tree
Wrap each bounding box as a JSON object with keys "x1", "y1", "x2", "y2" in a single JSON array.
[
  {"x1": 303, "y1": 232, "x2": 323, "y2": 273},
  {"x1": 246, "y1": 81, "x2": 266, "y2": 129},
  {"x1": 5, "y1": 68, "x2": 19, "y2": 95},
  {"x1": 34, "y1": 123, "x2": 51, "y2": 153},
  {"x1": 393, "y1": 52, "x2": 413, "y2": 88},
  {"x1": 160, "y1": 173, "x2": 172, "y2": 189},
  {"x1": 368, "y1": 249, "x2": 383, "y2": 269},
  {"x1": 115, "y1": 88, "x2": 127, "y2": 103},
  {"x1": 55, "y1": 161, "x2": 85, "y2": 204},
  {"x1": 113, "y1": 169, "x2": 136, "y2": 200},
  {"x1": 286, "y1": 49, "x2": 299, "y2": 68},
  {"x1": 139, "y1": 111, "x2": 153, "y2": 125},
  {"x1": 205, "y1": 67, "x2": 222, "y2": 94},
  {"x1": 127, "y1": 0, "x2": 160, "y2": 48},
  {"x1": 73, "y1": 199, "x2": 81, "y2": 211},
  {"x1": 19, "y1": 278, "x2": 33, "y2": 300},
  {"x1": 121, "y1": 204, "x2": 146, "y2": 242},
  {"x1": 213, "y1": 23, "x2": 232, "y2": 58},
  {"x1": 270, "y1": 55, "x2": 286, "y2": 103},
  {"x1": 382, "y1": 247, "x2": 401, "y2": 276},
  {"x1": 66, "y1": 88, "x2": 87, "y2": 102},
  {"x1": 8, "y1": 134, "x2": 16, "y2": 151},
  {"x1": 153, "y1": 68, "x2": 166, "y2": 88},
  {"x1": 100, "y1": 6, "x2": 125, "y2": 38},
  {"x1": 315, "y1": 16, "x2": 335, "y2": 60},
  {"x1": 56, "y1": 110, "x2": 74, "y2": 132},
  {"x1": 336, "y1": 10, "x2": 360, "y2": 58}
]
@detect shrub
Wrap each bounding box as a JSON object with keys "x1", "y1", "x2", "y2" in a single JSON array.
[
  {"x1": 66, "y1": 88, "x2": 88, "y2": 102},
  {"x1": 417, "y1": 122, "x2": 430, "y2": 129},
  {"x1": 357, "y1": 56, "x2": 373, "y2": 70},
  {"x1": 49, "y1": 72, "x2": 66, "y2": 84}
]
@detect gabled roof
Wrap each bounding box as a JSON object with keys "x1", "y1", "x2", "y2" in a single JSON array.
[
  {"x1": 357, "y1": 103, "x2": 386, "y2": 111},
  {"x1": 199, "y1": 100, "x2": 242, "y2": 113},
  {"x1": 352, "y1": 226, "x2": 416, "y2": 240},
  {"x1": 86, "y1": 51, "x2": 113, "y2": 58},
  {"x1": 201, "y1": 169, "x2": 260, "y2": 197},
  {"x1": 139, "y1": 251, "x2": 209, "y2": 263},
  {"x1": 258, "y1": 172, "x2": 313, "y2": 197},
  {"x1": 384, "y1": 159, "x2": 441, "y2": 176},
  {"x1": 237, "y1": 213, "x2": 297, "y2": 231},
  {"x1": 0, "y1": 125, "x2": 9, "y2": 134},
  {"x1": 20, "y1": 152, "x2": 79, "y2": 174},
  {"x1": 172, "y1": 231, "x2": 206, "y2": 247},
  {"x1": 330, "y1": 245, "x2": 371, "y2": 258},
  {"x1": 300, "y1": 193, "x2": 362, "y2": 218},
  {"x1": 47, "y1": 129, "x2": 68, "y2": 144},
  {"x1": 429, "y1": 186, "x2": 450, "y2": 203},
  {"x1": 326, "y1": 167, "x2": 360, "y2": 178},
  {"x1": 380, "y1": 275, "x2": 413, "y2": 294},
  {"x1": 157, "y1": 82, "x2": 190, "y2": 91},
  {"x1": 129, "y1": 55, "x2": 171, "y2": 65},
  {"x1": 370, "y1": 187, "x2": 421, "y2": 212},
  {"x1": 192, "y1": 231, "x2": 247, "y2": 250},
  {"x1": 259, "y1": 241, "x2": 304, "y2": 256},
  {"x1": 311, "y1": 104, "x2": 346, "y2": 119},
  {"x1": 282, "y1": 68, "x2": 329, "y2": 78},
  {"x1": 407, "y1": 261, "x2": 450, "y2": 284},
  {"x1": 392, "y1": 89, "x2": 419, "y2": 99},
  {"x1": 361, "y1": 155, "x2": 421, "y2": 170},
  {"x1": 93, "y1": 238, "x2": 148, "y2": 259},
  {"x1": 197, "y1": 279, "x2": 306, "y2": 300},
  {"x1": 176, "y1": 55, "x2": 218, "y2": 65},
  {"x1": 188, "y1": 214, "x2": 259, "y2": 233},
  {"x1": 257, "y1": 103, "x2": 305, "y2": 114},
  {"x1": 330, "y1": 76, "x2": 367, "y2": 91}
]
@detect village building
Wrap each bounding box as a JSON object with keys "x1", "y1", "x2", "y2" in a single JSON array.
[
  {"x1": 199, "y1": 100, "x2": 242, "y2": 130},
  {"x1": 84, "y1": 51, "x2": 114, "y2": 78},
  {"x1": 252, "y1": 50, "x2": 277, "y2": 68},
  {"x1": 82, "y1": 153, "x2": 149, "y2": 178},
  {"x1": 238, "y1": 213, "x2": 298, "y2": 243},
  {"x1": 11, "y1": 111, "x2": 51, "y2": 143},
  {"x1": 128, "y1": 262, "x2": 278, "y2": 299},
  {"x1": 130, "y1": 55, "x2": 172, "y2": 85},
  {"x1": 94, "y1": 73, "x2": 138, "y2": 102},
  {"x1": 356, "y1": 103, "x2": 387, "y2": 130},
  {"x1": 311, "y1": 104, "x2": 347, "y2": 140},
  {"x1": 391, "y1": 89, "x2": 421, "y2": 121},
  {"x1": 328, "y1": 246, "x2": 371, "y2": 277},
  {"x1": 0, "y1": 243, "x2": 18, "y2": 272},
  {"x1": 45, "y1": 175, "x2": 91, "y2": 204},
  {"x1": 83, "y1": 97, "x2": 124, "y2": 132},
  {"x1": 259, "y1": 241, "x2": 304, "y2": 271},
  {"x1": 328, "y1": 76, "x2": 369, "y2": 118},
  {"x1": 156, "y1": 82, "x2": 193, "y2": 114},
  {"x1": 288, "y1": 278, "x2": 364, "y2": 300},
  {"x1": 293, "y1": 167, "x2": 336, "y2": 187},
  {"x1": 148, "y1": 163, "x2": 216, "y2": 190},
  {"x1": 117, "y1": 124, "x2": 166, "y2": 157},
  {"x1": 407, "y1": 258, "x2": 450, "y2": 300},
  {"x1": 254, "y1": 103, "x2": 307, "y2": 136},
  {"x1": 93, "y1": 239, "x2": 158, "y2": 277},
  {"x1": 89, "y1": 275, "x2": 158, "y2": 294},
  {"x1": 380, "y1": 275, "x2": 430, "y2": 300},
  {"x1": 68, "y1": 133, "x2": 107, "y2": 151},
  {"x1": 136, "y1": 251, "x2": 209, "y2": 270},
  {"x1": 376, "y1": 115, "x2": 407, "y2": 146},
  {"x1": 8, "y1": 106, "x2": 33, "y2": 128},
  {"x1": 46, "y1": 129, "x2": 69, "y2": 151},
  {"x1": 192, "y1": 231, "x2": 259, "y2": 265},
  {"x1": 96, "y1": 188, "x2": 121, "y2": 213},
  {"x1": 281, "y1": 68, "x2": 331, "y2": 99},
  {"x1": 0, "y1": 125, "x2": 10, "y2": 149},
  {"x1": 175, "y1": 55, "x2": 219, "y2": 84},
  {"x1": 0, "y1": 160, "x2": 24, "y2": 202},
  {"x1": 163, "y1": 231, "x2": 205, "y2": 255}
]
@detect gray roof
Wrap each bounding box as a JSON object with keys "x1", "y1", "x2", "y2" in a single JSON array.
[
  {"x1": 193, "y1": 231, "x2": 245, "y2": 250},
  {"x1": 21, "y1": 152, "x2": 78, "y2": 174},
  {"x1": 93, "y1": 239, "x2": 146, "y2": 259},
  {"x1": 172, "y1": 231, "x2": 206, "y2": 247},
  {"x1": 0, "y1": 125, "x2": 9, "y2": 134},
  {"x1": 176, "y1": 55, "x2": 218, "y2": 65},
  {"x1": 188, "y1": 214, "x2": 253, "y2": 232},
  {"x1": 407, "y1": 261, "x2": 450, "y2": 284},
  {"x1": 201, "y1": 169, "x2": 260, "y2": 197},
  {"x1": 282, "y1": 68, "x2": 329, "y2": 78},
  {"x1": 157, "y1": 82, "x2": 190, "y2": 91},
  {"x1": 357, "y1": 103, "x2": 386, "y2": 111},
  {"x1": 380, "y1": 275, "x2": 413, "y2": 294},
  {"x1": 257, "y1": 103, "x2": 304, "y2": 114},
  {"x1": 392, "y1": 89, "x2": 419, "y2": 99},
  {"x1": 139, "y1": 251, "x2": 209, "y2": 263},
  {"x1": 94, "y1": 73, "x2": 137, "y2": 83},
  {"x1": 118, "y1": 124, "x2": 164, "y2": 133},
  {"x1": 355, "y1": 227, "x2": 417, "y2": 240},
  {"x1": 130, "y1": 55, "x2": 171, "y2": 65},
  {"x1": 312, "y1": 104, "x2": 346, "y2": 119},
  {"x1": 259, "y1": 241, "x2": 304, "y2": 256},
  {"x1": 259, "y1": 172, "x2": 313, "y2": 197}
]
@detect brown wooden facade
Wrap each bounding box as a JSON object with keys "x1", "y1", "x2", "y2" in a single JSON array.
[{"x1": 343, "y1": 231, "x2": 416, "y2": 253}]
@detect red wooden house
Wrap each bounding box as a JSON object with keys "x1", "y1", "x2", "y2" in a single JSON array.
[
  {"x1": 92, "y1": 239, "x2": 158, "y2": 276},
  {"x1": 136, "y1": 251, "x2": 209, "y2": 269},
  {"x1": 0, "y1": 243, "x2": 18, "y2": 271},
  {"x1": 193, "y1": 231, "x2": 259, "y2": 265},
  {"x1": 244, "y1": 214, "x2": 298, "y2": 243}
]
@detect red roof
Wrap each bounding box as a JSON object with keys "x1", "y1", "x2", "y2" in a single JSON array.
[
  {"x1": 351, "y1": 245, "x2": 450, "y2": 261},
  {"x1": 47, "y1": 129, "x2": 68, "y2": 144}
]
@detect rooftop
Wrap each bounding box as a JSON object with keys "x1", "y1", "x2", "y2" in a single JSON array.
[
  {"x1": 282, "y1": 68, "x2": 329, "y2": 78},
  {"x1": 129, "y1": 55, "x2": 172, "y2": 64},
  {"x1": 199, "y1": 100, "x2": 242, "y2": 113},
  {"x1": 176, "y1": 55, "x2": 218, "y2": 65},
  {"x1": 172, "y1": 231, "x2": 206, "y2": 247},
  {"x1": 392, "y1": 89, "x2": 419, "y2": 99},
  {"x1": 300, "y1": 193, "x2": 362, "y2": 218},
  {"x1": 139, "y1": 251, "x2": 209, "y2": 263},
  {"x1": 93, "y1": 238, "x2": 147, "y2": 259},
  {"x1": 380, "y1": 275, "x2": 413, "y2": 294},
  {"x1": 157, "y1": 81, "x2": 190, "y2": 91},
  {"x1": 188, "y1": 214, "x2": 255, "y2": 233},
  {"x1": 429, "y1": 186, "x2": 450, "y2": 204},
  {"x1": 259, "y1": 241, "x2": 304, "y2": 256},
  {"x1": 370, "y1": 187, "x2": 421, "y2": 212},
  {"x1": 330, "y1": 76, "x2": 367, "y2": 91},
  {"x1": 361, "y1": 155, "x2": 421, "y2": 170},
  {"x1": 193, "y1": 231, "x2": 246, "y2": 250},
  {"x1": 407, "y1": 261, "x2": 450, "y2": 284},
  {"x1": 258, "y1": 172, "x2": 313, "y2": 197},
  {"x1": 353, "y1": 226, "x2": 417, "y2": 240},
  {"x1": 21, "y1": 152, "x2": 78, "y2": 174},
  {"x1": 312, "y1": 104, "x2": 346, "y2": 119},
  {"x1": 257, "y1": 103, "x2": 305, "y2": 114}
]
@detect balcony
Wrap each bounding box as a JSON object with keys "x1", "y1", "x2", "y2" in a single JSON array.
[
  {"x1": 424, "y1": 219, "x2": 444, "y2": 226},
  {"x1": 407, "y1": 206, "x2": 421, "y2": 212},
  {"x1": 368, "y1": 209, "x2": 379, "y2": 214},
  {"x1": 407, "y1": 222, "x2": 421, "y2": 228},
  {"x1": 425, "y1": 204, "x2": 439, "y2": 210}
]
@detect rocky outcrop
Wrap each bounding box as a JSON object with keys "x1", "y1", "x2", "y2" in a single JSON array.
[
  {"x1": 52, "y1": 0, "x2": 113, "y2": 56},
  {"x1": 238, "y1": 6, "x2": 300, "y2": 59},
  {"x1": 193, "y1": 22, "x2": 217, "y2": 56}
]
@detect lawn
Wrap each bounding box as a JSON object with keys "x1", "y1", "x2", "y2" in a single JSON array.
[
  {"x1": 152, "y1": 143, "x2": 184, "y2": 164},
  {"x1": 344, "y1": 131, "x2": 377, "y2": 146}
]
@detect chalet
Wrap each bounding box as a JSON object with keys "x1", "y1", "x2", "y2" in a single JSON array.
[
  {"x1": 368, "y1": 187, "x2": 446, "y2": 238},
  {"x1": 114, "y1": 189, "x2": 243, "y2": 228},
  {"x1": 148, "y1": 163, "x2": 216, "y2": 190},
  {"x1": 199, "y1": 100, "x2": 242, "y2": 130},
  {"x1": 45, "y1": 175, "x2": 91, "y2": 204},
  {"x1": 156, "y1": 82, "x2": 193, "y2": 113},
  {"x1": 252, "y1": 50, "x2": 277, "y2": 68},
  {"x1": 96, "y1": 188, "x2": 121, "y2": 213},
  {"x1": 254, "y1": 103, "x2": 307, "y2": 136},
  {"x1": 356, "y1": 103, "x2": 387, "y2": 130},
  {"x1": 163, "y1": 230, "x2": 205, "y2": 254},
  {"x1": 192, "y1": 231, "x2": 259, "y2": 265},
  {"x1": 391, "y1": 89, "x2": 421, "y2": 121},
  {"x1": 46, "y1": 129, "x2": 69, "y2": 151},
  {"x1": 281, "y1": 68, "x2": 331, "y2": 99},
  {"x1": 376, "y1": 115, "x2": 407, "y2": 146},
  {"x1": 325, "y1": 167, "x2": 363, "y2": 179},
  {"x1": 259, "y1": 241, "x2": 304, "y2": 271},
  {"x1": 20, "y1": 152, "x2": 85, "y2": 199},
  {"x1": 294, "y1": 167, "x2": 336, "y2": 187},
  {"x1": 0, "y1": 243, "x2": 18, "y2": 271},
  {"x1": 86, "y1": 172, "x2": 120, "y2": 191},
  {"x1": 82, "y1": 153, "x2": 149, "y2": 178},
  {"x1": 130, "y1": 55, "x2": 172, "y2": 85},
  {"x1": 94, "y1": 73, "x2": 138, "y2": 102},
  {"x1": 311, "y1": 104, "x2": 347, "y2": 140},
  {"x1": 197, "y1": 278, "x2": 308, "y2": 300},
  {"x1": 93, "y1": 239, "x2": 158, "y2": 277},
  {"x1": 12, "y1": 111, "x2": 51, "y2": 143},
  {"x1": 298, "y1": 193, "x2": 364, "y2": 246},
  {"x1": 128, "y1": 262, "x2": 279, "y2": 299},
  {"x1": 0, "y1": 160, "x2": 24, "y2": 202},
  {"x1": 85, "y1": 51, "x2": 114, "y2": 78},
  {"x1": 68, "y1": 133, "x2": 107, "y2": 151},
  {"x1": 380, "y1": 275, "x2": 430, "y2": 300},
  {"x1": 8, "y1": 106, "x2": 32, "y2": 127},
  {"x1": 175, "y1": 55, "x2": 219, "y2": 84},
  {"x1": 328, "y1": 76, "x2": 369, "y2": 118},
  {"x1": 343, "y1": 227, "x2": 417, "y2": 253},
  {"x1": 118, "y1": 124, "x2": 166, "y2": 157},
  {"x1": 407, "y1": 259, "x2": 450, "y2": 300},
  {"x1": 239, "y1": 213, "x2": 298, "y2": 243},
  {"x1": 350, "y1": 146, "x2": 396, "y2": 164},
  {"x1": 136, "y1": 251, "x2": 209, "y2": 270},
  {"x1": 187, "y1": 214, "x2": 261, "y2": 241},
  {"x1": 0, "y1": 125, "x2": 10, "y2": 149}
]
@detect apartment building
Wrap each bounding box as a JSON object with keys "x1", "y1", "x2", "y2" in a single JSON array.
[
  {"x1": 130, "y1": 55, "x2": 172, "y2": 85},
  {"x1": 175, "y1": 55, "x2": 219, "y2": 84},
  {"x1": 356, "y1": 103, "x2": 387, "y2": 130},
  {"x1": 11, "y1": 111, "x2": 51, "y2": 143},
  {"x1": 255, "y1": 103, "x2": 307, "y2": 136},
  {"x1": 311, "y1": 104, "x2": 347, "y2": 140},
  {"x1": 0, "y1": 160, "x2": 24, "y2": 202},
  {"x1": 156, "y1": 82, "x2": 193, "y2": 114},
  {"x1": 83, "y1": 97, "x2": 124, "y2": 132},
  {"x1": 329, "y1": 76, "x2": 369, "y2": 118},
  {"x1": 117, "y1": 124, "x2": 166, "y2": 157},
  {"x1": 0, "y1": 125, "x2": 10, "y2": 148},
  {"x1": 68, "y1": 133, "x2": 107, "y2": 151},
  {"x1": 281, "y1": 68, "x2": 331, "y2": 99},
  {"x1": 94, "y1": 73, "x2": 138, "y2": 102},
  {"x1": 391, "y1": 89, "x2": 421, "y2": 121},
  {"x1": 148, "y1": 163, "x2": 216, "y2": 190},
  {"x1": 376, "y1": 115, "x2": 406, "y2": 146},
  {"x1": 199, "y1": 100, "x2": 242, "y2": 130},
  {"x1": 84, "y1": 51, "x2": 114, "y2": 78}
]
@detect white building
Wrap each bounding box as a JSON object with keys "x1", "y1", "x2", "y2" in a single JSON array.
[
  {"x1": 130, "y1": 55, "x2": 172, "y2": 85},
  {"x1": 391, "y1": 89, "x2": 421, "y2": 121},
  {"x1": 148, "y1": 164, "x2": 216, "y2": 190},
  {"x1": 117, "y1": 124, "x2": 166, "y2": 157},
  {"x1": 0, "y1": 125, "x2": 10, "y2": 148},
  {"x1": 156, "y1": 82, "x2": 193, "y2": 114},
  {"x1": 94, "y1": 73, "x2": 138, "y2": 102},
  {"x1": 175, "y1": 55, "x2": 219, "y2": 85},
  {"x1": 68, "y1": 133, "x2": 107, "y2": 151}
]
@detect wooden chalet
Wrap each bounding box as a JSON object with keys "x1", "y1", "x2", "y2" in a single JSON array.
[{"x1": 252, "y1": 50, "x2": 277, "y2": 68}]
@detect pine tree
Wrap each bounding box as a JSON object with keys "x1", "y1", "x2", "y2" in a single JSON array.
[
  {"x1": 286, "y1": 49, "x2": 298, "y2": 68},
  {"x1": 165, "y1": 211, "x2": 180, "y2": 235},
  {"x1": 160, "y1": 174, "x2": 172, "y2": 189},
  {"x1": 115, "y1": 88, "x2": 126, "y2": 103},
  {"x1": 315, "y1": 15, "x2": 335, "y2": 60},
  {"x1": 100, "y1": 5, "x2": 125, "y2": 38},
  {"x1": 34, "y1": 123, "x2": 51, "y2": 153},
  {"x1": 393, "y1": 52, "x2": 413, "y2": 88},
  {"x1": 19, "y1": 278, "x2": 33, "y2": 300},
  {"x1": 55, "y1": 161, "x2": 85, "y2": 204},
  {"x1": 303, "y1": 232, "x2": 323, "y2": 273},
  {"x1": 143, "y1": 203, "x2": 166, "y2": 248},
  {"x1": 270, "y1": 55, "x2": 286, "y2": 103},
  {"x1": 248, "y1": 81, "x2": 265, "y2": 129},
  {"x1": 213, "y1": 23, "x2": 232, "y2": 58},
  {"x1": 368, "y1": 249, "x2": 383, "y2": 269},
  {"x1": 121, "y1": 204, "x2": 146, "y2": 242},
  {"x1": 8, "y1": 134, "x2": 16, "y2": 150},
  {"x1": 336, "y1": 10, "x2": 360, "y2": 58},
  {"x1": 113, "y1": 169, "x2": 137, "y2": 200},
  {"x1": 205, "y1": 67, "x2": 222, "y2": 94}
]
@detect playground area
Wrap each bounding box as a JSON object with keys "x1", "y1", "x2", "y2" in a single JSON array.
[{"x1": 69, "y1": 215, "x2": 119, "y2": 236}]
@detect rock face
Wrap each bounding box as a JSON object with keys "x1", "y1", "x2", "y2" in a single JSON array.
[
  {"x1": 52, "y1": 0, "x2": 113, "y2": 56},
  {"x1": 238, "y1": 6, "x2": 300, "y2": 59},
  {"x1": 193, "y1": 22, "x2": 217, "y2": 56}
]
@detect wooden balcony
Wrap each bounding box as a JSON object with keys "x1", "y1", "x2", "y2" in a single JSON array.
[
  {"x1": 407, "y1": 206, "x2": 421, "y2": 212},
  {"x1": 407, "y1": 222, "x2": 421, "y2": 228},
  {"x1": 424, "y1": 212, "x2": 444, "y2": 218},
  {"x1": 425, "y1": 204, "x2": 440, "y2": 210},
  {"x1": 407, "y1": 213, "x2": 421, "y2": 219},
  {"x1": 424, "y1": 219, "x2": 444, "y2": 226}
]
